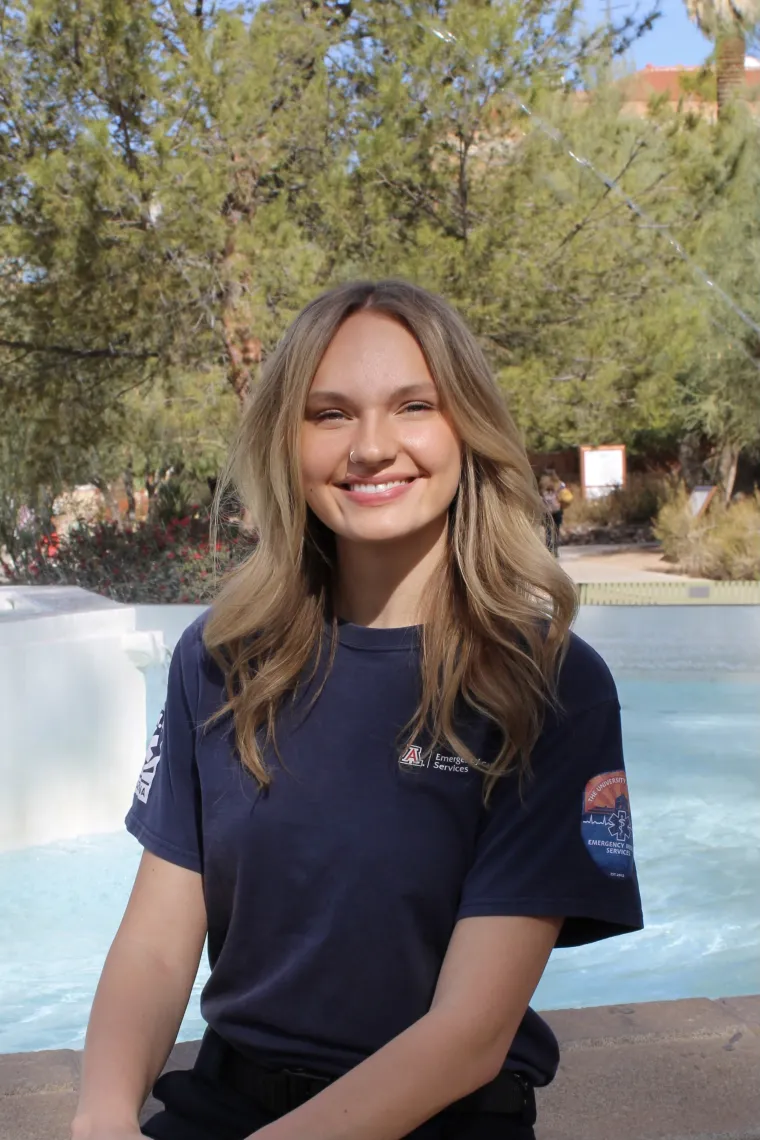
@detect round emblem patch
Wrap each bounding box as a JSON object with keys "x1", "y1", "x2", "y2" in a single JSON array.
[{"x1": 581, "y1": 770, "x2": 634, "y2": 879}]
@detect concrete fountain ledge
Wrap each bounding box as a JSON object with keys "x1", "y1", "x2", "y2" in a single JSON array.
[{"x1": 2, "y1": 996, "x2": 759, "y2": 1140}]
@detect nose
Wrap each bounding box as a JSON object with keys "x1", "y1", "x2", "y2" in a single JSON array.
[{"x1": 348, "y1": 414, "x2": 398, "y2": 468}]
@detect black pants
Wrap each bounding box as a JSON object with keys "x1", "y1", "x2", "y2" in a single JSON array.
[
  {"x1": 142, "y1": 1066, "x2": 537, "y2": 1140},
  {"x1": 545, "y1": 511, "x2": 563, "y2": 556}
]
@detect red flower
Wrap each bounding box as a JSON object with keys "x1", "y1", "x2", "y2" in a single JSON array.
[{"x1": 166, "y1": 551, "x2": 176, "y2": 560}]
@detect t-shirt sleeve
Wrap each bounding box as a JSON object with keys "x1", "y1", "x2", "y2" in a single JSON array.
[
  {"x1": 457, "y1": 698, "x2": 643, "y2": 947},
  {"x1": 125, "y1": 630, "x2": 203, "y2": 873}
]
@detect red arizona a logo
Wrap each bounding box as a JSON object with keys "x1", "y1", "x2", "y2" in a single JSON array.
[{"x1": 399, "y1": 745, "x2": 424, "y2": 767}]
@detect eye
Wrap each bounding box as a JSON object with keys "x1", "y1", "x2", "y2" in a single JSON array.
[
  {"x1": 312, "y1": 409, "x2": 347, "y2": 423},
  {"x1": 401, "y1": 401, "x2": 435, "y2": 414}
]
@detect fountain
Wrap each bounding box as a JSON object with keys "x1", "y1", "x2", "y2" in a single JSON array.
[{"x1": 0, "y1": 586, "x2": 168, "y2": 851}]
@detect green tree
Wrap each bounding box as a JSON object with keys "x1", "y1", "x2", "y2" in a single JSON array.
[
  {"x1": 2, "y1": 0, "x2": 663, "y2": 503},
  {"x1": 665, "y1": 109, "x2": 760, "y2": 495},
  {"x1": 313, "y1": 5, "x2": 679, "y2": 455},
  {"x1": 0, "y1": 0, "x2": 351, "y2": 508}
]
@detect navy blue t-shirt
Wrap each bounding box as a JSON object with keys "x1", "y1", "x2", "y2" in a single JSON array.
[{"x1": 126, "y1": 614, "x2": 643, "y2": 1088}]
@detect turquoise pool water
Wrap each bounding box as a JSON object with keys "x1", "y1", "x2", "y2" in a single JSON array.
[
  {"x1": 1, "y1": 601, "x2": 760, "y2": 1053},
  {"x1": 2, "y1": 659, "x2": 758, "y2": 1054}
]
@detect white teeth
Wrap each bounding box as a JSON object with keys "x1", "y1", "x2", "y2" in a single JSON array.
[{"x1": 347, "y1": 480, "x2": 409, "y2": 494}]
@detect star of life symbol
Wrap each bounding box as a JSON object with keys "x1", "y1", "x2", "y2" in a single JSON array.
[
  {"x1": 399, "y1": 745, "x2": 425, "y2": 767},
  {"x1": 136, "y1": 710, "x2": 164, "y2": 803},
  {"x1": 606, "y1": 803, "x2": 632, "y2": 843}
]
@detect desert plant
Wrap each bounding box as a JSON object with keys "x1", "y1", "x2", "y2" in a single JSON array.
[
  {"x1": 655, "y1": 489, "x2": 760, "y2": 579},
  {"x1": 563, "y1": 473, "x2": 675, "y2": 530}
]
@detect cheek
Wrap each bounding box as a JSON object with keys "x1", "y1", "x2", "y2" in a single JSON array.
[
  {"x1": 300, "y1": 429, "x2": 346, "y2": 514},
  {"x1": 300, "y1": 429, "x2": 331, "y2": 483},
  {"x1": 410, "y1": 422, "x2": 462, "y2": 481}
]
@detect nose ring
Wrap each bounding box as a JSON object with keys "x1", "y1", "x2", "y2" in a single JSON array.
[{"x1": 349, "y1": 449, "x2": 357, "y2": 463}]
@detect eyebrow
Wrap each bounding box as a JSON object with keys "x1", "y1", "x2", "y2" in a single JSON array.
[{"x1": 305, "y1": 382, "x2": 438, "y2": 406}]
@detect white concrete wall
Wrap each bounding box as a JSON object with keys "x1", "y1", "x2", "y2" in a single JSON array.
[
  {"x1": 0, "y1": 588, "x2": 166, "y2": 851},
  {"x1": 135, "y1": 603, "x2": 207, "y2": 652}
]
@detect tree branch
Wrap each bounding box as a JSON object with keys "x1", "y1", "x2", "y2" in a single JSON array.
[{"x1": 0, "y1": 339, "x2": 160, "y2": 360}]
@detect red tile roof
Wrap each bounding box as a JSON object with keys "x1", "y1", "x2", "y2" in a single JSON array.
[{"x1": 623, "y1": 62, "x2": 760, "y2": 102}]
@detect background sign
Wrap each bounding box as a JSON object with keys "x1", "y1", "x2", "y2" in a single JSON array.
[
  {"x1": 580, "y1": 445, "x2": 627, "y2": 500},
  {"x1": 688, "y1": 485, "x2": 717, "y2": 517}
]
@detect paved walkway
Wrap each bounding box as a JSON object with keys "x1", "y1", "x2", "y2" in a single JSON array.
[
  {"x1": 559, "y1": 544, "x2": 696, "y2": 584},
  {"x1": 2, "y1": 996, "x2": 759, "y2": 1140}
]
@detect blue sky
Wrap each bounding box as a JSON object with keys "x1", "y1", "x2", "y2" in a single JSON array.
[{"x1": 583, "y1": 0, "x2": 712, "y2": 68}]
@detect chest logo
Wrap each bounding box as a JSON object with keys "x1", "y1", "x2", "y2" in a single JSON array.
[
  {"x1": 399, "y1": 745, "x2": 471, "y2": 774},
  {"x1": 399, "y1": 745, "x2": 425, "y2": 767}
]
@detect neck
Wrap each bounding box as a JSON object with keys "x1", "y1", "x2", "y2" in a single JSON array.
[{"x1": 334, "y1": 517, "x2": 448, "y2": 629}]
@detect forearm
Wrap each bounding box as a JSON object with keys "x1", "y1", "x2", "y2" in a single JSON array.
[
  {"x1": 249, "y1": 1005, "x2": 503, "y2": 1140},
  {"x1": 72, "y1": 937, "x2": 195, "y2": 1137}
]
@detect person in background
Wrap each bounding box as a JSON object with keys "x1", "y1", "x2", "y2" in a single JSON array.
[
  {"x1": 72, "y1": 280, "x2": 641, "y2": 1140},
  {"x1": 539, "y1": 468, "x2": 572, "y2": 555}
]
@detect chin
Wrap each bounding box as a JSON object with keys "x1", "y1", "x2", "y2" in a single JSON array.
[{"x1": 341, "y1": 518, "x2": 436, "y2": 545}]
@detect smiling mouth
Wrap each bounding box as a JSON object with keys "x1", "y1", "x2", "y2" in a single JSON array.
[{"x1": 339, "y1": 478, "x2": 416, "y2": 494}]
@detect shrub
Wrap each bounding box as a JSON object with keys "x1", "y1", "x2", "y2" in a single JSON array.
[
  {"x1": 557, "y1": 472, "x2": 675, "y2": 544},
  {"x1": 1, "y1": 513, "x2": 251, "y2": 603},
  {"x1": 563, "y1": 472, "x2": 674, "y2": 529},
  {"x1": 150, "y1": 470, "x2": 213, "y2": 527},
  {"x1": 655, "y1": 490, "x2": 760, "y2": 581}
]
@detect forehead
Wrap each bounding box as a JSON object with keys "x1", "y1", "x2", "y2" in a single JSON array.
[{"x1": 310, "y1": 311, "x2": 435, "y2": 394}]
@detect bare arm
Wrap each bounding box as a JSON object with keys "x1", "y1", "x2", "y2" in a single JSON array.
[
  {"x1": 71, "y1": 851, "x2": 207, "y2": 1139},
  {"x1": 250, "y1": 914, "x2": 563, "y2": 1140}
]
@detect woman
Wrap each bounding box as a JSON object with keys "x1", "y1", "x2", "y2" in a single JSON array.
[
  {"x1": 72, "y1": 280, "x2": 642, "y2": 1140},
  {"x1": 538, "y1": 469, "x2": 570, "y2": 556}
]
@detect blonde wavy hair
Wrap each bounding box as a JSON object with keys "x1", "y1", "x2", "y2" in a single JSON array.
[{"x1": 205, "y1": 279, "x2": 577, "y2": 801}]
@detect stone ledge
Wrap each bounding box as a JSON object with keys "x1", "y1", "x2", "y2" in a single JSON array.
[
  {"x1": 1, "y1": 997, "x2": 759, "y2": 1140},
  {"x1": 541, "y1": 995, "x2": 760, "y2": 1049},
  {"x1": 0, "y1": 1049, "x2": 81, "y2": 1097},
  {"x1": 537, "y1": 997, "x2": 760, "y2": 1140}
]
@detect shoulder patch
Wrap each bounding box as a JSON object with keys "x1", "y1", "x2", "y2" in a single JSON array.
[
  {"x1": 581, "y1": 770, "x2": 634, "y2": 879},
  {"x1": 135, "y1": 710, "x2": 164, "y2": 804}
]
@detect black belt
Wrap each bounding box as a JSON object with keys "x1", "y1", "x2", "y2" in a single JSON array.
[{"x1": 196, "y1": 1029, "x2": 534, "y2": 1121}]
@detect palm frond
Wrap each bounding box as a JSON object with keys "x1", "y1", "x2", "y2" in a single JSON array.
[{"x1": 685, "y1": 0, "x2": 760, "y2": 36}]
